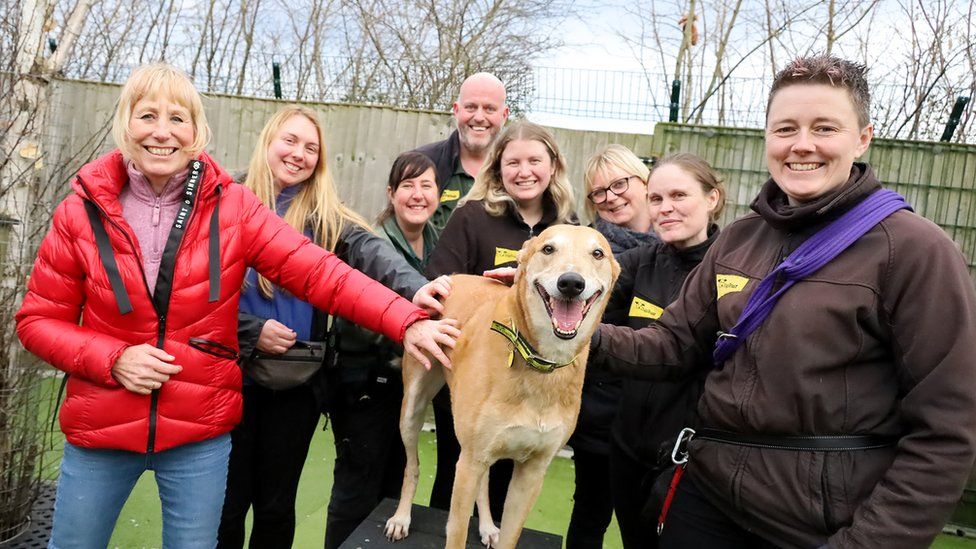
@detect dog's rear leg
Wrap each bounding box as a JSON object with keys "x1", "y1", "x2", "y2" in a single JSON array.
[
  {"x1": 445, "y1": 451, "x2": 488, "y2": 549},
  {"x1": 495, "y1": 455, "x2": 552, "y2": 549},
  {"x1": 476, "y1": 470, "x2": 500, "y2": 547},
  {"x1": 385, "y1": 363, "x2": 445, "y2": 541}
]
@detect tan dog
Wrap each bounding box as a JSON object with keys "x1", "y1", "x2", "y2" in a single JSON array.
[{"x1": 385, "y1": 225, "x2": 620, "y2": 548}]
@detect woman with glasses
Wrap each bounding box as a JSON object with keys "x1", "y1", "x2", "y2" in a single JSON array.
[
  {"x1": 565, "y1": 144, "x2": 657, "y2": 548},
  {"x1": 583, "y1": 145, "x2": 657, "y2": 254}
]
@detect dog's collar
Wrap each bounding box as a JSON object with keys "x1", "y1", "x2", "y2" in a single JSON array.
[{"x1": 490, "y1": 320, "x2": 577, "y2": 374}]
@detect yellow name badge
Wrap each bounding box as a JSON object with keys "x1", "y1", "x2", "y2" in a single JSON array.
[
  {"x1": 716, "y1": 274, "x2": 750, "y2": 299},
  {"x1": 440, "y1": 189, "x2": 461, "y2": 203},
  {"x1": 629, "y1": 297, "x2": 663, "y2": 320},
  {"x1": 494, "y1": 247, "x2": 518, "y2": 266}
]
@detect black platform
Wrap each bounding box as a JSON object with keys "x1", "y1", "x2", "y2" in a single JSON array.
[
  {"x1": 0, "y1": 482, "x2": 55, "y2": 548},
  {"x1": 339, "y1": 498, "x2": 562, "y2": 548}
]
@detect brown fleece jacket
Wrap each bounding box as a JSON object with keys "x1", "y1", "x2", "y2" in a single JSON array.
[{"x1": 592, "y1": 163, "x2": 976, "y2": 548}]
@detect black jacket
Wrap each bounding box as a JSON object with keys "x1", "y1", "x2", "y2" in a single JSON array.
[
  {"x1": 427, "y1": 199, "x2": 568, "y2": 278},
  {"x1": 603, "y1": 226, "x2": 718, "y2": 466},
  {"x1": 414, "y1": 130, "x2": 462, "y2": 193}
]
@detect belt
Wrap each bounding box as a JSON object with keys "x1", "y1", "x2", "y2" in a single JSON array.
[{"x1": 696, "y1": 428, "x2": 897, "y2": 452}]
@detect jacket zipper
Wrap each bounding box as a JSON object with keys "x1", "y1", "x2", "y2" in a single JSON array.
[{"x1": 78, "y1": 175, "x2": 208, "y2": 454}]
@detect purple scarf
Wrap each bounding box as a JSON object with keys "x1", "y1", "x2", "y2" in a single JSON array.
[{"x1": 713, "y1": 189, "x2": 911, "y2": 366}]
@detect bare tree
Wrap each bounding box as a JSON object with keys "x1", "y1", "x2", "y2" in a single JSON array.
[
  {"x1": 0, "y1": 0, "x2": 91, "y2": 540},
  {"x1": 334, "y1": 0, "x2": 572, "y2": 110}
]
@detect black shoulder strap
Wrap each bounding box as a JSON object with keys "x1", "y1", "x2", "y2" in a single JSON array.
[
  {"x1": 84, "y1": 200, "x2": 133, "y2": 315},
  {"x1": 208, "y1": 184, "x2": 221, "y2": 302},
  {"x1": 50, "y1": 373, "x2": 69, "y2": 432},
  {"x1": 152, "y1": 159, "x2": 204, "y2": 316}
]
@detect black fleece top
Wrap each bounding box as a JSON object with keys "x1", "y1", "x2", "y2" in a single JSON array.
[
  {"x1": 603, "y1": 226, "x2": 718, "y2": 465},
  {"x1": 427, "y1": 199, "x2": 567, "y2": 278}
]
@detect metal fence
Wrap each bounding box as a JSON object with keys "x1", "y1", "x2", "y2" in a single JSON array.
[{"x1": 60, "y1": 53, "x2": 974, "y2": 143}]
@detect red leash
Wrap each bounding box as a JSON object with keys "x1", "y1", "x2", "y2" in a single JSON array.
[{"x1": 656, "y1": 464, "x2": 686, "y2": 535}]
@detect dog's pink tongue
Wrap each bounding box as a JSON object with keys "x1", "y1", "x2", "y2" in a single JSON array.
[{"x1": 552, "y1": 299, "x2": 584, "y2": 331}]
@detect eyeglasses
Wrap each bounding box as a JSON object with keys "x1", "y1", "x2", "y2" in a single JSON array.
[{"x1": 587, "y1": 176, "x2": 636, "y2": 204}]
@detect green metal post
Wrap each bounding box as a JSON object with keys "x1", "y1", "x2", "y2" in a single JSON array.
[
  {"x1": 669, "y1": 80, "x2": 681, "y2": 122},
  {"x1": 272, "y1": 62, "x2": 282, "y2": 100},
  {"x1": 940, "y1": 96, "x2": 970, "y2": 142}
]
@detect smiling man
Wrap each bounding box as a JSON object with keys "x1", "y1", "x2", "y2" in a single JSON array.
[{"x1": 414, "y1": 72, "x2": 509, "y2": 229}]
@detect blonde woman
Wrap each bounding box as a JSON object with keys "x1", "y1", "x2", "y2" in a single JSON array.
[
  {"x1": 16, "y1": 65, "x2": 458, "y2": 548},
  {"x1": 583, "y1": 144, "x2": 656, "y2": 253},
  {"x1": 218, "y1": 106, "x2": 449, "y2": 548},
  {"x1": 425, "y1": 119, "x2": 577, "y2": 520}
]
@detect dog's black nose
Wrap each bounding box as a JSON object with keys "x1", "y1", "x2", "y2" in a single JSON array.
[{"x1": 557, "y1": 272, "x2": 585, "y2": 298}]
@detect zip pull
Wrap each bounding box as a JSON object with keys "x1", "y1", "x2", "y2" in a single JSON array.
[{"x1": 152, "y1": 200, "x2": 161, "y2": 226}]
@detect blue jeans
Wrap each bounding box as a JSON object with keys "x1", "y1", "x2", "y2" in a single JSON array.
[{"x1": 48, "y1": 434, "x2": 231, "y2": 549}]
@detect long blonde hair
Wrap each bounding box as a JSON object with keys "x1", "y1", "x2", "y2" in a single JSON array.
[
  {"x1": 244, "y1": 105, "x2": 370, "y2": 297},
  {"x1": 460, "y1": 120, "x2": 575, "y2": 224}
]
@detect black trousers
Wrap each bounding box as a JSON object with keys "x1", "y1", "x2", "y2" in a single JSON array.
[
  {"x1": 217, "y1": 383, "x2": 320, "y2": 549},
  {"x1": 659, "y1": 475, "x2": 780, "y2": 549},
  {"x1": 323, "y1": 374, "x2": 406, "y2": 549},
  {"x1": 429, "y1": 388, "x2": 513, "y2": 520},
  {"x1": 609, "y1": 442, "x2": 660, "y2": 549},
  {"x1": 565, "y1": 448, "x2": 614, "y2": 549}
]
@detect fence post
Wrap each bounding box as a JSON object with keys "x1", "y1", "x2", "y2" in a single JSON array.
[
  {"x1": 669, "y1": 80, "x2": 681, "y2": 122},
  {"x1": 941, "y1": 96, "x2": 970, "y2": 142},
  {"x1": 272, "y1": 62, "x2": 282, "y2": 100}
]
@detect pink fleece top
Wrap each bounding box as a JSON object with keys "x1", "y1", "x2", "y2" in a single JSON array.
[{"x1": 118, "y1": 162, "x2": 189, "y2": 293}]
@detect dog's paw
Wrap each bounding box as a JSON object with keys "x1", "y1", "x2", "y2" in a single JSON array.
[
  {"x1": 384, "y1": 515, "x2": 411, "y2": 541},
  {"x1": 479, "y1": 520, "x2": 500, "y2": 547}
]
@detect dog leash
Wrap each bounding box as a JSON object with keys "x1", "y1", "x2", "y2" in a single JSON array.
[{"x1": 490, "y1": 320, "x2": 578, "y2": 374}]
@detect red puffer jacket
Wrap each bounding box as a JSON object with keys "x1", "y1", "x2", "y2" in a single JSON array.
[{"x1": 16, "y1": 150, "x2": 426, "y2": 453}]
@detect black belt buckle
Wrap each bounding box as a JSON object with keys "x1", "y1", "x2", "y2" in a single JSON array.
[{"x1": 671, "y1": 427, "x2": 696, "y2": 465}]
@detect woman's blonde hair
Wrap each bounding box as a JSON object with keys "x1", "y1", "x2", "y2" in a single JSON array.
[
  {"x1": 112, "y1": 63, "x2": 211, "y2": 160},
  {"x1": 460, "y1": 120, "x2": 575, "y2": 223},
  {"x1": 651, "y1": 153, "x2": 727, "y2": 221},
  {"x1": 582, "y1": 144, "x2": 651, "y2": 221},
  {"x1": 244, "y1": 105, "x2": 370, "y2": 298}
]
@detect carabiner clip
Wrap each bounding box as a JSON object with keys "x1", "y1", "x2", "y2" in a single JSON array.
[{"x1": 671, "y1": 427, "x2": 696, "y2": 465}]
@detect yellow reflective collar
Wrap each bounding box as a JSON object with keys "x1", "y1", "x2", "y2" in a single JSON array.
[{"x1": 490, "y1": 320, "x2": 577, "y2": 374}]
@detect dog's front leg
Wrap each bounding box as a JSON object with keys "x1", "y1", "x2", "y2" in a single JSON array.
[
  {"x1": 476, "y1": 468, "x2": 500, "y2": 547},
  {"x1": 496, "y1": 455, "x2": 552, "y2": 549},
  {"x1": 445, "y1": 451, "x2": 488, "y2": 549},
  {"x1": 385, "y1": 363, "x2": 444, "y2": 541}
]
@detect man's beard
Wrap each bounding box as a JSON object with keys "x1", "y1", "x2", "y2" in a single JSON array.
[{"x1": 459, "y1": 129, "x2": 495, "y2": 155}]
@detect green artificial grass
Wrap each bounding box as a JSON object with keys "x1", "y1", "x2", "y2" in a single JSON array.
[
  {"x1": 103, "y1": 418, "x2": 622, "y2": 548},
  {"x1": 27, "y1": 374, "x2": 976, "y2": 548}
]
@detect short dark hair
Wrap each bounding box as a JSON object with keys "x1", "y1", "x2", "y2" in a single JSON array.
[
  {"x1": 768, "y1": 54, "x2": 871, "y2": 128},
  {"x1": 377, "y1": 152, "x2": 437, "y2": 224}
]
